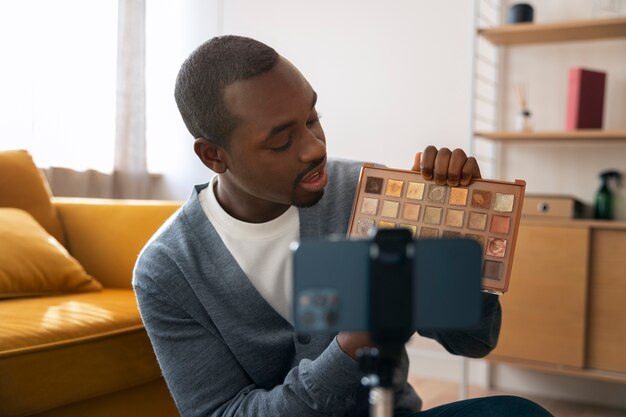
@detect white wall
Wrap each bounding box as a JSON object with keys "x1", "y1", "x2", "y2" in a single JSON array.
[
  {"x1": 147, "y1": 0, "x2": 476, "y2": 200},
  {"x1": 223, "y1": 0, "x2": 475, "y2": 168},
  {"x1": 145, "y1": 0, "x2": 221, "y2": 200}
]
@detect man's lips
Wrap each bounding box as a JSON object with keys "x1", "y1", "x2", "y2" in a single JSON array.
[
  {"x1": 301, "y1": 166, "x2": 324, "y2": 183},
  {"x1": 298, "y1": 160, "x2": 328, "y2": 192},
  {"x1": 298, "y1": 157, "x2": 327, "y2": 183}
]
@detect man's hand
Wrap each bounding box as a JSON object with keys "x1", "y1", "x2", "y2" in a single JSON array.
[
  {"x1": 337, "y1": 332, "x2": 375, "y2": 360},
  {"x1": 413, "y1": 145, "x2": 481, "y2": 186}
]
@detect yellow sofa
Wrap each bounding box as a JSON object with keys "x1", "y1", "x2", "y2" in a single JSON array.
[{"x1": 0, "y1": 150, "x2": 182, "y2": 417}]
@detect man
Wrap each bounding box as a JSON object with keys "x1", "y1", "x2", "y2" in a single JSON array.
[{"x1": 133, "y1": 35, "x2": 551, "y2": 417}]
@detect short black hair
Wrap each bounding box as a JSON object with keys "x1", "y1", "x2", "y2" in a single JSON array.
[{"x1": 174, "y1": 35, "x2": 279, "y2": 148}]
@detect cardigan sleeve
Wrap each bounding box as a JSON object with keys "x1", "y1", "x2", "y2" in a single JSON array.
[
  {"x1": 417, "y1": 293, "x2": 502, "y2": 358},
  {"x1": 133, "y1": 265, "x2": 363, "y2": 417}
]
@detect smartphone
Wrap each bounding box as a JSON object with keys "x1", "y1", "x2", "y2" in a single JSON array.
[{"x1": 293, "y1": 237, "x2": 482, "y2": 333}]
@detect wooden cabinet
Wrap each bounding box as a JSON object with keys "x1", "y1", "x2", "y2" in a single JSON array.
[
  {"x1": 490, "y1": 219, "x2": 626, "y2": 381},
  {"x1": 493, "y1": 224, "x2": 589, "y2": 367}
]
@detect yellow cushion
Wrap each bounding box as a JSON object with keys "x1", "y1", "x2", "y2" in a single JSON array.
[
  {"x1": 0, "y1": 149, "x2": 67, "y2": 247},
  {"x1": 0, "y1": 208, "x2": 102, "y2": 298},
  {"x1": 53, "y1": 198, "x2": 181, "y2": 288}
]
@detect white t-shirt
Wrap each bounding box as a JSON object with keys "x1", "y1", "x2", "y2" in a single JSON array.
[{"x1": 199, "y1": 175, "x2": 299, "y2": 323}]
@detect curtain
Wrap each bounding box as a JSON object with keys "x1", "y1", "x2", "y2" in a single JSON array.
[
  {"x1": 42, "y1": 0, "x2": 152, "y2": 199},
  {"x1": 42, "y1": 167, "x2": 114, "y2": 198},
  {"x1": 42, "y1": 167, "x2": 162, "y2": 199},
  {"x1": 113, "y1": 0, "x2": 150, "y2": 199}
]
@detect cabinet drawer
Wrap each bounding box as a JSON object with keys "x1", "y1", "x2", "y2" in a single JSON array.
[
  {"x1": 491, "y1": 225, "x2": 589, "y2": 367},
  {"x1": 587, "y1": 229, "x2": 626, "y2": 373}
]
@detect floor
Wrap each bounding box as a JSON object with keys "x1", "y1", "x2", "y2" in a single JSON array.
[{"x1": 409, "y1": 377, "x2": 626, "y2": 417}]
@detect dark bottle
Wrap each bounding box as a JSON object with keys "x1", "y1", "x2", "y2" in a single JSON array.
[{"x1": 594, "y1": 170, "x2": 621, "y2": 220}]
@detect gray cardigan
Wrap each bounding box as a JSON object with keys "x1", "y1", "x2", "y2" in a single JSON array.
[{"x1": 133, "y1": 159, "x2": 501, "y2": 417}]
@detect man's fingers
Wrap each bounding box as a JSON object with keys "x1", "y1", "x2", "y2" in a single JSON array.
[
  {"x1": 412, "y1": 152, "x2": 422, "y2": 172},
  {"x1": 420, "y1": 146, "x2": 437, "y2": 180},
  {"x1": 447, "y1": 149, "x2": 467, "y2": 186},
  {"x1": 433, "y1": 147, "x2": 451, "y2": 185},
  {"x1": 460, "y1": 156, "x2": 481, "y2": 186},
  {"x1": 416, "y1": 146, "x2": 481, "y2": 186}
]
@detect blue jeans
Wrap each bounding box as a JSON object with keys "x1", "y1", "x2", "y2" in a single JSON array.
[{"x1": 399, "y1": 395, "x2": 553, "y2": 416}]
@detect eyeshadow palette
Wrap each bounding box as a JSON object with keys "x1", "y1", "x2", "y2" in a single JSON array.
[{"x1": 347, "y1": 164, "x2": 526, "y2": 294}]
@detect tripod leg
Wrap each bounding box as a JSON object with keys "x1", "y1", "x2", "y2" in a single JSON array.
[{"x1": 369, "y1": 387, "x2": 394, "y2": 417}]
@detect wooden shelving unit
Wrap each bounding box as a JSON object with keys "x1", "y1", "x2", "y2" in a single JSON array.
[
  {"x1": 475, "y1": 130, "x2": 626, "y2": 142},
  {"x1": 479, "y1": 16, "x2": 626, "y2": 45},
  {"x1": 473, "y1": 7, "x2": 626, "y2": 386}
]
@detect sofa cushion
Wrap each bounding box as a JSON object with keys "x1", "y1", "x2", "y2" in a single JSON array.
[
  {"x1": 0, "y1": 208, "x2": 102, "y2": 299},
  {"x1": 0, "y1": 289, "x2": 163, "y2": 417},
  {"x1": 0, "y1": 149, "x2": 67, "y2": 247}
]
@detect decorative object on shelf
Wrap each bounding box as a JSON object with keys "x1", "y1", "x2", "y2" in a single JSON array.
[
  {"x1": 522, "y1": 195, "x2": 584, "y2": 219},
  {"x1": 507, "y1": 3, "x2": 534, "y2": 24},
  {"x1": 594, "y1": 170, "x2": 622, "y2": 220},
  {"x1": 566, "y1": 67, "x2": 607, "y2": 130},
  {"x1": 514, "y1": 84, "x2": 532, "y2": 132}
]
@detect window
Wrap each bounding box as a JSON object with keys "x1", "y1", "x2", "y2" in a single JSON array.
[{"x1": 0, "y1": 1, "x2": 118, "y2": 172}]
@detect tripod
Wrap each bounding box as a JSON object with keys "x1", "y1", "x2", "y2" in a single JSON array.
[
  {"x1": 358, "y1": 229, "x2": 415, "y2": 417},
  {"x1": 358, "y1": 344, "x2": 408, "y2": 417}
]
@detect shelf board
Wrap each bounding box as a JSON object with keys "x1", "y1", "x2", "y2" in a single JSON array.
[
  {"x1": 487, "y1": 356, "x2": 626, "y2": 384},
  {"x1": 475, "y1": 130, "x2": 626, "y2": 142},
  {"x1": 478, "y1": 17, "x2": 626, "y2": 45}
]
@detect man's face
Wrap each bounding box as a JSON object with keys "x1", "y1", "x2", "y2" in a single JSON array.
[{"x1": 219, "y1": 57, "x2": 327, "y2": 217}]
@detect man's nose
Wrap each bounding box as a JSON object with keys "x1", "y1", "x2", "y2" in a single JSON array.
[{"x1": 299, "y1": 130, "x2": 326, "y2": 163}]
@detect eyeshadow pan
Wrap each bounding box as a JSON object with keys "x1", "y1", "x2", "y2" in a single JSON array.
[
  {"x1": 361, "y1": 198, "x2": 379, "y2": 215},
  {"x1": 365, "y1": 176, "x2": 384, "y2": 194},
  {"x1": 399, "y1": 223, "x2": 417, "y2": 237},
  {"x1": 402, "y1": 203, "x2": 420, "y2": 221},
  {"x1": 471, "y1": 190, "x2": 492, "y2": 209},
  {"x1": 449, "y1": 187, "x2": 468, "y2": 206},
  {"x1": 490, "y1": 215, "x2": 511, "y2": 234},
  {"x1": 442, "y1": 230, "x2": 462, "y2": 238},
  {"x1": 420, "y1": 227, "x2": 439, "y2": 238},
  {"x1": 423, "y1": 206, "x2": 442, "y2": 225},
  {"x1": 385, "y1": 179, "x2": 404, "y2": 197},
  {"x1": 445, "y1": 209, "x2": 464, "y2": 228},
  {"x1": 381, "y1": 200, "x2": 399, "y2": 218},
  {"x1": 486, "y1": 238, "x2": 507, "y2": 258},
  {"x1": 378, "y1": 220, "x2": 396, "y2": 229},
  {"x1": 494, "y1": 193, "x2": 515, "y2": 212},
  {"x1": 356, "y1": 217, "x2": 375, "y2": 236},
  {"x1": 427, "y1": 184, "x2": 446, "y2": 203},
  {"x1": 484, "y1": 260, "x2": 503, "y2": 280},
  {"x1": 406, "y1": 182, "x2": 425, "y2": 200},
  {"x1": 468, "y1": 212, "x2": 487, "y2": 231}
]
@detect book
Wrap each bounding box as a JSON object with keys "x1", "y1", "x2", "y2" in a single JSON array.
[{"x1": 566, "y1": 68, "x2": 606, "y2": 130}]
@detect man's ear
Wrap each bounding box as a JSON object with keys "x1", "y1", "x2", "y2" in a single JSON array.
[{"x1": 194, "y1": 138, "x2": 228, "y2": 174}]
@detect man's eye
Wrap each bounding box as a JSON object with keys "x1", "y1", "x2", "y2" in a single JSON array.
[
  {"x1": 306, "y1": 113, "x2": 322, "y2": 128},
  {"x1": 270, "y1": 135, "x2": 293, "y2": 152}
]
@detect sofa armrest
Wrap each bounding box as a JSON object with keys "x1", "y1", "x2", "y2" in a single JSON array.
[{"x1": 53, "y1": 197, "x2": 181, "y2": 288}]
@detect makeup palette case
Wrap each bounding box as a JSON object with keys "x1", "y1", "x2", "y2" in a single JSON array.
[{"x1": 347, "y1": 163, "x2": 526, "y2": 294}]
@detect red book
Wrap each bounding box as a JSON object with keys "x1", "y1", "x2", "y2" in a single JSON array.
[{"x1": 566, "y1": 68, "x2": 606, "y2": 130}]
